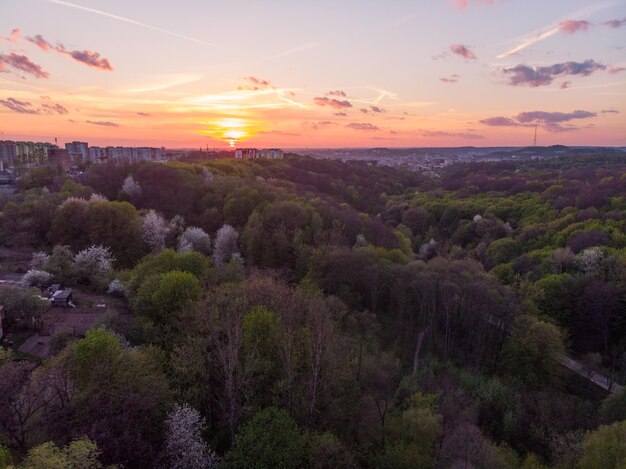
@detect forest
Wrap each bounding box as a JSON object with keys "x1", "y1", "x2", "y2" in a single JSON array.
[{"x1": 0, "y1": 153, "x2": 624, "y2": 468}]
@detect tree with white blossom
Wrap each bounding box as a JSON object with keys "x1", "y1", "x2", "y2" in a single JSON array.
[
  {"x1": 163, "y1": 404, "x2": 218, "y2": 469},
  {"x1": 21, "y1": 269, "x2": 52, "y2": 288},
  {"x1": 142, "y1": 210, "x2": 169, "y2": 252},
  {"x1": 122, "y1": 175, "x2": 142, "y2": 198},
  {"x1": 178, "y1": 227, "x2": 211, "y2": 255},
  {"x1": 213, "y1": 224, "x2": 240, "y2": 267},
  {"x1": 30, "y1": 251, "x2": 50, "y2": 270}
]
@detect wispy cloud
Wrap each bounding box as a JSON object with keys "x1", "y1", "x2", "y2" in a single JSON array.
[
  {"x1": 0, "y1": 53, "x2": 50, "y2": 78},
  {"x1": 346, "y1": 122, "x2": 380, "y2": 131},
  {"x1": 421, "y1": 130, "x2": 484, "y2": 139},
  {"x1": 26, "y1": 33, "x2": 113, "y2": 70},
  {"x1": 0, "y1": 28, "x2": 21, "y2": 43},
  {"x1": 440, "y1": 73, "x2": 461, "y2": 83},
  {"x1": 480, "y1": 109, "x2": 597, "y2": 132},
  {"x1": 0, "y1": 97, "x2": 39, "y2": 114},
  {"x1": 47, "y1": 0, "x2": 226, "y2": 50},
  {"x1": 497, "y1": 1, "x2": 618, "y2": 58},
  {"x1": 314, "y1": 96, "x2": 353, "y2": 109},
  {"x1": 559, "y1": 20, "x2": 591, "y2": 34},
  {"x1": 502, "y1": 59, "x2": 606, "y2": 86},
  {"x1": 86, "y1": 120, "x2": 120, "y2": 127},
  {"x1": 450, "y1": 44, "x2": 477, "y2": 60},
  {"x1": 0, "y1": 96, "x2": 68, "y2": 114},
  {"x1": 604, "y1": 17, "x2": 626, "y2": 28}
]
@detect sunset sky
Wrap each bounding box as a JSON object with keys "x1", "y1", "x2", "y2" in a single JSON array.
[{"x1": 1, "y1": 0, "x2": 625, "y2": 148}]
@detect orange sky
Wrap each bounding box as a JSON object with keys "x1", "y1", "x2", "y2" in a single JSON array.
[{"x1": 1, "y1": 0, "x2": 625, "y2": 148}]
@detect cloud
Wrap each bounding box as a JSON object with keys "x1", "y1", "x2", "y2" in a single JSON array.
[
  {"x1": 86, "y1": 120, "x2": 120, "y2": 127},
  {"x1": 334, "y1": 112, "x2": 347, "y2": 117},
  {"x1": 67, "y1": 50, "x2": 112, "y2": 70},
  {"x1": 259, "y1": 130, "x2": 301, "y2": 137},
  {"x1": 559, "y1": 20, "x2": 591, "y2": 34},
  {"x1": 421, "y1": 130, "x2": 484, "y2": 139},
  {"x1": 0, "y1": 53, "x2": 50, "y2": 78},
  {"x1": 440, "y1": 74, "x2": 460, "y2": 83},
  {"x1": 608, "y1": 65, "x2": 626, "y2": 74},
  {"x1": 502, "y1": 59, "x2": 606, "y2": 86},
  {"x1": 479, "y1": 116, "x2": 520, "y2": 126},
  {"x1": 601, "y1": 109, "x2": 619, "y2": 113},
  {"x1": 454, "y1": 0, "x2": 496, "y2": 10},
  {"x1": 560, "y1": 81, "x2": 571, "y2": 89},
  {"x1": 604, "y1": 18, "x2": 626, "y2": 28},
  {"x1": 314, "y1": 96, "x2": 353, "y2": 109},
  {"x1": 480, "y1": 109, "x2": 597, "y2": 132},
  {"x1": 450, "y1": 43, "x2": 477, "y2": 60},
  {"x1": 26, "y1": 34, "x2": 113, "y2": 70},
  {"x1": 0, "y1": 97, "x2": 39, "y2": 114},
  {"x1": 245, "y1": 76, "x2": 270, "y2": 87},
  {"x1": 137, "y1": 112, "x2": 150, "y2": 116},
  {"x1": 41, "y1": 102, "x2": 69, "y2": 114},
  {"x1": 370, "y1": 105, "x2": 385, "y2": 113},
  {"x1": 327, "y1": 90, "x2": 347, "y2": 97},
  {"x1": 345, "y1": 122, "x2": 380, "y2": 131},
  {"x1": 0, "y1": 28, "x2": 20, "y2": 43},
  {"x1": 26, "y1": 34, "x2": 54, "y2": 51}
]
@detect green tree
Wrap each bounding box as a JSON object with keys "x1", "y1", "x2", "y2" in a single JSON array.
[
  {"x1": 224, "y1": 407, "x2": 307, "y2": 469},
  {"x1": 19, "y1": 438, "x2": 103, "y2": 469},
  {"x1": 500, "y1": 315, "x2": 566, "y2": 388},
  {"x1": 150, "y1": 270, "x2": 201, "y2": 321},
  {"x1": 577, "y1": 420, "x2": 626, "y2": 469},
  {"x1": 382, "y1": 392, "x2": 443, "y2": 469}
]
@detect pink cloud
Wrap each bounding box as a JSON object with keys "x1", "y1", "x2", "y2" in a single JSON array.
[
  {"x1": 0, "y1": 28, "x2": 20, "y2": 43},
  {"x1": 604, "y1": 18, "x2": 626, "y2": 28},
  {"x1": 346, "y1": 122, "x2": 380, "y2": 131},
  {"x1": 26, "y1": 33, "x2": 113, "y2": 71},
  {"x1": 0, "y1": 53, "x2": 49, "y2": 78},
  {"x1": 440, "y1": 73, "x2": 460, "y2": 83},
  {"x1": 559, "y1": 20, "x2": 590, "y2": 34},
  {"x1": 454, "y1": 0, "x2": 496, "y2": 10},
  {"x1": 450, "y1": 44, "x2": 477, "y2": 60},
  {"x1": 244, "y1": 76, "x2": 271, "y2": 87},
  {"x1": 481, "y1": 110, "x2": 597, "y2": 132},
  {"x1": 502, "y1": 59, "x2": 606, "y2": 87},
  {"x1": 608, "y1": 66, "x2": 626, "y2": 74},
  {"x1": 327, "y1": 90, "x2": 347, "y2": 97},
  {"x1": 314, "y1": 96, "x2": 352, "y2": 109}
]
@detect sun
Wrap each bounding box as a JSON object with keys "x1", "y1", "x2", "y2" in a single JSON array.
[{"x1": 199, "y1": 117, "x2": 257, "y2": 147}]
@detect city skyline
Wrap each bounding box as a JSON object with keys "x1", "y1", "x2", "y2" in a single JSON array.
[{"x1": 1, "y1": 0, "x2": 625, "y2": 148}]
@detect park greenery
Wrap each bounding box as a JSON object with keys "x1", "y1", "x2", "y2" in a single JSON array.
[{"x1": 0, "y1": 154, "x2": 625, "y2": 468}]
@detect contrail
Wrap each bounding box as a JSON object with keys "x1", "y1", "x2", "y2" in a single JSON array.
[
  {"x1": 47, "y1": 0, "x2": 228, "y2": 51},
  {"x1": 497, "y1": 0, "x2": 622, "y2": 58}
]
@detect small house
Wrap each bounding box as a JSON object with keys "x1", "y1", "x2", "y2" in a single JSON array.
[
  {"x1": 51, "y1": 288, "x2": 73, "y2": 307},
  {"x1": 47, "y1": 283, "x2": 62, "y2": 296}
]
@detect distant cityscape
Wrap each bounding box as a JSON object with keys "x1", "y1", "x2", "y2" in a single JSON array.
[
  {"x1": 1, "y1": 137, "x2": 623, "y2": 186},
  {"x1": 0, "y1": 139, "x2": 285, "y2": 175}
]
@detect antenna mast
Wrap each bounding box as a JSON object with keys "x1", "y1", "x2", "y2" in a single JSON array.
[{"x1": 533, "y1": 122, "x2": 538, "y2": 146}]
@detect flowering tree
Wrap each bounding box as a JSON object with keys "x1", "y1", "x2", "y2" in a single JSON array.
[
  {"x1": 89, "y1": 193, "x2": 108, "y2": 201},
  {"x1": 107, "y1": 279, "x2": 126, "y2": 297},
  {"x1": 30, "y1": 251, "x2": 50, "y2": 270},
  {"x1": 21, "y1": 269, "x2": 52, "y2": 288},
  {"x1": 213, "y1": 224, "x2": 240, "y2": 267},
  {"x1": 122, "y1": 175, "x2": 142, "y2": 198},
  {"x1": 578, "y1": 247, "x2": 604, "y2": 274},
  {"x1": 178, "y1": 227, "x2": 211, "y2": 255},
  {"x1": 164, "y1": 404, "x2": 218, "y2": 469},
  {"x1": 74, "y1": 245, "x2": 116, "y2": 273},
  {"x1": 142, "y1": 210, "x2": 169, "y2": 252}
]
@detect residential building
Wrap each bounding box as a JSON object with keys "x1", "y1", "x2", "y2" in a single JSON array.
[
  {"x1": 235, "y1": 148, "x2": 283, "y2": 160},
  {"x1": 65, "y1": 141, "x2": 89, "y2": 164},
  {"x1": 0, "y1": 140, "x2": 17, "y2": 167}
]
